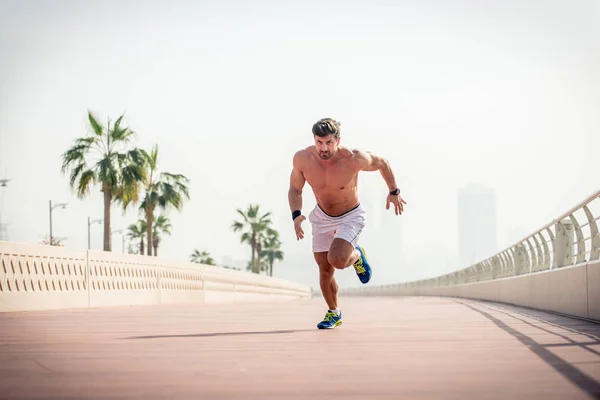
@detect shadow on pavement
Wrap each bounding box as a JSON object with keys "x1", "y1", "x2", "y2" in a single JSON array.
[
  {"x1": 124, "y1": 329, "x2": 316, "y2": 340},
  {"x1": 456, "y1": 299, "x2": 600, "y2": 398},
  {"x1": 483, "y1": 302, "x2": 600, "y2": 340}
]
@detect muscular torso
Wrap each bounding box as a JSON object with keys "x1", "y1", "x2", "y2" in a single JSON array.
[{"x1": 300, "y1": 146, "x2": 362, "y2": 216}]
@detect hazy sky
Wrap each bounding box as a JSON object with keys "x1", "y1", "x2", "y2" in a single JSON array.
[{"x1": 1, "y1": 0, "x2": 599, "y2": 289}]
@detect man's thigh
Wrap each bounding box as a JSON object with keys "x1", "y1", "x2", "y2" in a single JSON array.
[
  {"x1": 328, "y1": 238, "x2": 355, "y2": 265},
  {"x1": 334, "y1": 218, "x2": 365, "y2": 249},
  {"x1": 312, "y1": 231, "x2": 334, "y2": 253},
  {"x1": 328, "y1": 216, "x2": 366, "y2": 265}
]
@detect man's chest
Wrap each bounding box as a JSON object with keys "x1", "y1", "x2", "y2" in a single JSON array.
[{"x1": 304, "y1": 162, "x2": 358, "y2": 190}]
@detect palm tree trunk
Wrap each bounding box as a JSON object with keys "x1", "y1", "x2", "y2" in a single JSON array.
[
  {"x1": 153, "y1": 241, "x2": 158, "y2": 257},
  {"x1": 256, "y1": 242, "x2": 262, "y2": 274},
  {"x1": 269, "y1": 260, "x2": 273, "y2": 277},
  {"x1": 102, "y1": 184, "x2": 112, "y2": 251},
  {"x1": 140, "y1": 238, "x2": 144, "y2": 255},
  {"x1": 250, "y1": 244, "x2": 256, "y2": 274},
  {"x1": 146, "y1": 206, "x2": 153, "y2": 256}
]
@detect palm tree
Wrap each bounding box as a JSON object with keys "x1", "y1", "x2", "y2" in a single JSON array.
[
  {"x1": 127, "y1": 219, "x2": 147, "y2": 255},
  {"x1": 231, "y1": 204, "x2": 272, "y2": 274},
  {"x1": 152, "y1": 215, "x2": 172, "y2": 257},
  {"x1": 190, "y1": 249, "x2": 216, "y2": 265},
  {"x1": 61, "y1": 111, "x2": 146, "y2": 251},
  {"x1": 260, "y1": 229, "x2": 284, "y2": 277},
  {"x1": 136, "y1": 145, "x2": 190, "y2": 256}
]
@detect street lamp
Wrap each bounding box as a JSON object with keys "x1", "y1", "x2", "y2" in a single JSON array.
[
  {"x1": 49, "y1": 200, "x2": 67, "y2": 246},
  {"x1": 88, "y1": 217, "x2": 103, "y2": 249},
  {"x1": 111, "y1": 229, "x2": 125, "y2": 253},
  {"x1": 0, "y1": 178, "x2": 9, "y2": 241}
]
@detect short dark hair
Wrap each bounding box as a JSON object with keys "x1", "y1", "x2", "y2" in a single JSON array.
[{"x1": 312, "y1": 118, "x2": 341, "y2": 138}]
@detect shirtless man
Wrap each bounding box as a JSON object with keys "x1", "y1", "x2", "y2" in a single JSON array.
[{"x1": 288, "y1": 117, "x2": 406, "y2": 329}]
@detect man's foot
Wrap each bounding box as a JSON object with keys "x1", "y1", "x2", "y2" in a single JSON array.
[
  {"x1": 317, "y1": 310, "x2": 343, "y2": 329},
  {"x1": 353, "y1": 245, "x2": 371, "y2": 284}
]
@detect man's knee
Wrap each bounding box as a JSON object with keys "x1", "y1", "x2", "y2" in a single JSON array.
[
  {"x1": 327, "y1": 238, "x2": 355, "y2": 269},
  {"x1": 318, "y1": 261, "x2": 334, "y2": 278},
  {"x1": 315, "y1": 252, "x2": 334, "y2": 276},
  {"x1": 327, "y1": 251, "x2": 349, "y2": 269}
]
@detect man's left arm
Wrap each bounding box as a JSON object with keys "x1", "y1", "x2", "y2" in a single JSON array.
[{"x1": 356, "y1": 150, "x2": 407, "y2": 215}]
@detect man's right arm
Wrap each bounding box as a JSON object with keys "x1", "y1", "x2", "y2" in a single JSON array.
[{"x1": 288, "y1": 151, "x2": 306, "y2": 214}]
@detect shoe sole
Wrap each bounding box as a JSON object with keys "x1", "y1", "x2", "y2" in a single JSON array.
[{"x1": 317, "y1": 320, "x2": 343, "y2": 329}]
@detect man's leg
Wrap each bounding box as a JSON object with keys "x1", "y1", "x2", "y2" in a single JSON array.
[
  {"x1": 327, "y1": 238, "x2": 359, "y2": 270},
  {"x1": 325, "y1": 206, "x2": 371, "y2": 283},
  {"x1": 328, "y1": 238, "x2": 371, "y2": 284},
  {"x1": 313, "y1": 251, "x2": 343, "y2": 329},
  {"x1": 314, "y1": 252, "x2": 338, "y2": 310}
]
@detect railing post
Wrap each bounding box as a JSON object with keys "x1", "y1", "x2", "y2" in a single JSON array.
[
  {"x1": 511, "y1": 246, "x2": 522, "y2": 276},
  {"x1": 489, "y1": 254, "x2": 504, "y2": 279},
  {"x1": 554, "y1": 219, "x2": 573, "y2": 268},
  {"x1": 583, "y1": 205, "x2": 599, "y2": 261},
  {"x1": 546, "y1": 227, "x2": 556, "y2": 268},
  {"x1": 539, "y1": 231, "x2": 551, "y2": 271},
  {"x1": 568, "y1": 214, "x2": 586, "y2": 264},
  {"x1": 501, "y1": 252, "x2": 508, "y2": 278},
  {"x1": 525, "y1": 238, "x2": 535, "y2": 273}
]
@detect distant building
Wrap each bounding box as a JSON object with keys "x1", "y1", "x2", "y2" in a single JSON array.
[{"x1": 457, "y1": 184, "x2": 497, "y2": 268}]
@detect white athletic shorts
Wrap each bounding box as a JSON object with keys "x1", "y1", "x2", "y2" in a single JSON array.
[{"x1": 308, "y1": 203, "x2": 367, "y2": 253}]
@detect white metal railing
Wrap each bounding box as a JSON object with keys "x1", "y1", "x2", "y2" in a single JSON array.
[{"x1": 345, "y1": 189, "x2": 600, "y2": 293}]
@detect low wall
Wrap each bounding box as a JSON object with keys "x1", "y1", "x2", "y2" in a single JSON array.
[
  {"x1": 0, "y1": 242, "x2": 312, "y2": 313},
  {"x1": 341, "y1": 260, "x2": 599, "y2": 321}
]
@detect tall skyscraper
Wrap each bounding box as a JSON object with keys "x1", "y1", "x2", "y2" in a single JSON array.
[{"x1": 457, "y1": 184, "x2": 497, "y2": 268}]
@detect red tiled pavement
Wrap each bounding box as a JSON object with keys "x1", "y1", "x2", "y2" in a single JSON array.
[{"x1": 0, "y1": 296, "x2": 599, "y2": 399}]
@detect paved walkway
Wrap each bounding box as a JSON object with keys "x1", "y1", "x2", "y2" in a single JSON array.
[{"x1": 1, "y1": 296, "x2": 599, "y2": 399}]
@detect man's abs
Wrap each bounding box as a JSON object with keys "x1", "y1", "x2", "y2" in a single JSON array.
[{"x1": 311, "y1": 187, "x2": 360, "y2": 217}]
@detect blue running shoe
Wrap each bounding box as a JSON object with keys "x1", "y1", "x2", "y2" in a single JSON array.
[
  {"x1": 353, "y1": 245, "x2": 371, "y2": 284},
  {"x1": 317, "y1": 310, "x2": 343, "y2": 329}
]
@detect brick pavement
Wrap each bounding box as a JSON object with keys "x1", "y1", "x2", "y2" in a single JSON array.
[{"x1": 0, "y1": 296, "x2": 599, "y2": 399}]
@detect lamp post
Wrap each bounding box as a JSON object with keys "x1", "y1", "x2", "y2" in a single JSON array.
[
  {"x1": 88, "y1": 217, "x2": 103, "y2": 249},
  {"x1": 49, "y1": 200, "x2": 67, "y2": 246},
  {"x1": 112, "y1": 229, "x2": 125, "y2": 253},
  {"x1": 0, "y1": 178, "x2": 10, "y2": 241}
]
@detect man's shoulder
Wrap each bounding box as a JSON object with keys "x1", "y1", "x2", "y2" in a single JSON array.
[
  {"x1": 347, "y1": 147, "x2": 370, "y2": 161},
  {"x1": 292, "y1": 146, "x2": 315, "y2": 167}
]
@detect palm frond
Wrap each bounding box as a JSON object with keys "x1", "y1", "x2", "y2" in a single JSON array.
[
  {"x1": 240, "y1": 232, "x2": 251, "y2": 244},
  {"x1": 231, "y1": 221, "x2": 244, "y2": 232},
  {"x1": 148, "y1": 144, "x2": 159, "y2": 171},
  {"x1": 110, "y1": 114, "x2": 136, "y2": 142},
  {"x1": 235, "y1": 209, "x2": 251, "y2": 224},
  {"x1": 68, "y1": 162, "x2": 86, "y2": 188},
  {"x1": 77, "y1": 169, "x2": 96, "y2": 199},
  {"x1": 153, "y1": 215, "x2": 172, "y2": 236},
  {"x1": 61, "y1": 141, "x2": 91, "y2": 173},
  {"x1": 87, "y1": 111, "x2": 104, "y2": 136},
  {"x1": 96, "y1": 156, "x2": 119, "y2": 187}
]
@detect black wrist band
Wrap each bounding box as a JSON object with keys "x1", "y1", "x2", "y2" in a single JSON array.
[{"x1": 292, "y1": 210, "x2": 301, "y2": 220}]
